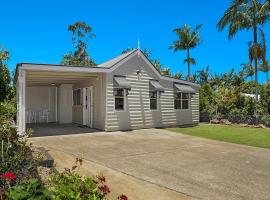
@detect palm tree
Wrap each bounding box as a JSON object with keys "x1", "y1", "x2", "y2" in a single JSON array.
[
  {"x1": 260, "y1": 59, "x2": 270, "y2": 82},
  {"x1": 161, "y1": 68, "x2": 171, "y2": 76},
  {"x1": 172, "y1": 71, "x2": 184, "y2": 79},
  {"x1": 198, "y1": 65, "x2": 211, "y2": 84},
  {"x1": 153, "y1": 59, "x2": 163, "y2": 72},
  {"x1": 217, "y1": 0, "x2": 270, "y2": 101},
  {"x1": 169, "y1": 24, "x2": 202, "y2": 81}
]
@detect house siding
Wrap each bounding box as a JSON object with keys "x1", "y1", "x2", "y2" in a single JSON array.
[
  {"x1": 72, "y1": 73, "x2": 106, "y2": 130},
  {"x1": 105, "y1": 54, "x2": 200, "y2": 131}
]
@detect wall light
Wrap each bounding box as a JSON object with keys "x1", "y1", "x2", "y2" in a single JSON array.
[{"x1": 136, "y1": 68, "x2": 142, "y2": 79}]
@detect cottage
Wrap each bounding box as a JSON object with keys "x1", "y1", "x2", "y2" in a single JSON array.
[{"x1": 15, "y1": 49, "x2": 200, "y2": 134}]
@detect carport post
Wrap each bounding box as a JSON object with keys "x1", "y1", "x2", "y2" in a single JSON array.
[{"x1": 17, "y1": 69, "x2": 26, "y2": 134}]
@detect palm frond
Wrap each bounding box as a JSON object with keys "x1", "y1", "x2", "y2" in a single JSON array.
[{"x1": 183, "y1": 58, "x2": 196, "y2": 65}]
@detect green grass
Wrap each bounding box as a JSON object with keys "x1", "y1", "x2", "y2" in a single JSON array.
[{"x1": 167, "y1": 124, "x2": 270, "y2": 149}]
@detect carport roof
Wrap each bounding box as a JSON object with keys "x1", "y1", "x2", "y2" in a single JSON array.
[{"x1": 15, "y1": 49, "x2": 200, "y2": 88}]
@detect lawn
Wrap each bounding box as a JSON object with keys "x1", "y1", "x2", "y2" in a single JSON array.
[{"x1": 167, "y1": 124, "x2": 270, "y2": 149}]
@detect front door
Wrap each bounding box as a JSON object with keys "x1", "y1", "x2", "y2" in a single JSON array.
[{"x1": 83, "y1": 87, "x2": 93, "y2": 128}]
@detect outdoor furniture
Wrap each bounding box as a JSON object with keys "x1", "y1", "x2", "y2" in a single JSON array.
[
  {"x1": 39, "y1": 110, "x2": 49, "y2": 123},
  {"x1": 26, "y1": 110, "x2": 37, "y2": 123}
]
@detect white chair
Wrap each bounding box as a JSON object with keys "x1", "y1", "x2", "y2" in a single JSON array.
[
  {"x1": 31, "y1": 111, "x2": 37, "y2": 123},
  {"x1": 39, "y1": 110, "x2": 49, "y2": 123},
  {"x1": 26, "y1": 110, "x2": 30, "y2": 123}
]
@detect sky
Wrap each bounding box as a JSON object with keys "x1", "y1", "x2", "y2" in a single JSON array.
[{"x1": 1, "y1": 0, "x2": 270, "y2": 83}]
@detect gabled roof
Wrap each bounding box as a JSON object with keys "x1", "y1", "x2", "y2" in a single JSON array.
[
  {"x1": 16, "y1": 48, "x2": 200, "y2": 88},
  {"x1": 96, "y1": 49, "x2": 137, "y2": 68}
]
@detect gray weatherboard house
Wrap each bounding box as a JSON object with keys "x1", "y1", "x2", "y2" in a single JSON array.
[{"x1": 15, "y1": 49, "x2": 200, "y2": 134}]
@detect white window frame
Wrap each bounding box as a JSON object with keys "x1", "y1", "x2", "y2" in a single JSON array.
[
  {"x1": 174, "y1": 92, "x2": 190, "y2": 110},
  {"x1": 73, "y1": 88, "x2": 82, "y2": 107},
  {"x1": 114, "y1": 88, "x2": 126, "y2": 112},
  {"x1": 149, "y1": 91, "x2": 159, "y2": 111}
]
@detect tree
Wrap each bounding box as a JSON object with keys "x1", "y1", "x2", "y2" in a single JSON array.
[
  {"x1": 152, "y1": 59, "x2": 162, "y2": 72},
  {"x1": 0, "y1": 47, "x2": 12, "y2": 102},
  {"x1": 172, "y1": 71, "x2": 184, "y2": 79},
  {"x1": 161, "y1": 68, "x2": 171, "y2": 76},
  {"x1": 241, "y1": 63, "x2": 255, "y2": 80},
  {"x1": 122, "y1": 47, "x2": 135, "y2": 54},
  {"x1": 198, "y1": 65, "x2": 210, "y2": 84},
  {"x1": 61, "y1": 22, "x2": 96, "y2": 66},
  {"x1": 217, "y1": 0, "x2": 270, "y2": 101},
  {"x1": 260, "y1": 59, "x2": 270, "y2": 82},
  {"x1": 169, "y1": 24, "x2": 202, "y2": 81},
  {"x1": 121, "y1": 47, "x2": 153, "y2": 60}
]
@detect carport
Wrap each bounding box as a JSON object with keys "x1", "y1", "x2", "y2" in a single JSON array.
[
  {"x1": 29, "y1": 123, "x2": 98, "y2": 137},
  {"x1": 15, "y1": 63, "x2": 107, "y2": 134}
]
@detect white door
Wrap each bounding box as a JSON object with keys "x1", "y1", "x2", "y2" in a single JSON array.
[{"x1": 83, "y1": 87, "x2": 93, "y2": 127}]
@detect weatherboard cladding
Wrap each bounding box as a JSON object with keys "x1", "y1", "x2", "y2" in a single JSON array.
[
  {"x1": 105, "y1": 54, "x2": 199, "y2": 131},
  {"x1": 17, "y1": 49, "x2": 199, "y2": 131}
]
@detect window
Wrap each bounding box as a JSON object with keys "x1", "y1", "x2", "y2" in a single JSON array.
[
  {"x1": 150, "y1": 91, "x2": 158, "y2": 110},
  {"x1": 174, "y1": 92, "x2": 189, "y2": 109},
  {"x1": 73, "y1": 89, "x2": 81, "y2": 106},
  {"x1": 174, "y1": 93, "x2": 181, "y2": 109},
  {"x1": 115, "y1": 89, "x2": 125, "y2": 111},
  {"x1": 181, "y1": 93, "x2": 189, "y2": 109}
]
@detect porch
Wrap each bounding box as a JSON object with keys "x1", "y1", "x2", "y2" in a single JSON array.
[
  {"x1": 16, "y1": 63, "x2": 107, "y2": 134},
  {"x1": 28, "y1": 123, "x2": 99, "y2": 137}
]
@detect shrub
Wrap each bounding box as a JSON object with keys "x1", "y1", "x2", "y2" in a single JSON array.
[
  {"x1": 6, "y1": 178, "x2": 52, "y2": 200},
  {"x1": 260, "y1": 115, "x2": 270, "y2": 127},
  {"x1": 48, "y1": 159, "x2": 109, "y2": 200},
  {"x1": 0, "y1": 99, "x2": 16, "y2": 120},
  {"x1": 0, "y1": 114, "x2": 38, "y2": 192}
]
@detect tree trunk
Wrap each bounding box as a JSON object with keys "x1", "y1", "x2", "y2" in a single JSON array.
[
  {"x1": 253, "y1": 26, "x2": 259, "y2": 102},
  {"x1": 267, "y1": 71, "x2": 269, "y2": 83},
  {"x1": 187, "y1": 48, "x2": 190, "y2": 81}
]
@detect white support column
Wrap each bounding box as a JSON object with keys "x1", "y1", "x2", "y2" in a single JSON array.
[
  {"x1": 22, "y1": 70, "x2": 26, "y2": 133},
  {"x1": 55, "y1": 87, "x2": 58, "y2": 122},
  {"x1": 18, "y1": 69, "x2": 26, "y2": 134},
  {"x1": 16, "y1": 79, "x2": 20, "y2": 132}
]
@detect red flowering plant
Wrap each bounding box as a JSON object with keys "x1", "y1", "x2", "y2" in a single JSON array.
[
  {"x1": 0, "y1": 114, "x2": 38, "y2": 193},
  {"x1": 1, "y1": 172, "x2": 16, "y2": 181},
  {"x1": 0, "y1": 171, "x2": 16, "y2": 198}
]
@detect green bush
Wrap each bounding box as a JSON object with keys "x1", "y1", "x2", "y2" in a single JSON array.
[
  {"x1": 6, "y1": 178, "x2": 52, "y2": 200},
  {"x1": 0, "y1": 114, "x2": 37, "y2": 192},
  {"x1": 260, "y1": 115, "x2": 270, "y2": 127},
  {"x1": 0, "y1": 99, "x2": 16, "y2": 120},
  {"x1": 48, "y1": 170, "x2": 106, "y2": 200}
]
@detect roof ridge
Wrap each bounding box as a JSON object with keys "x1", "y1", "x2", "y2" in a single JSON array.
[{"x1": 96, "y1": 49, "x2": 138, "y2": 68}]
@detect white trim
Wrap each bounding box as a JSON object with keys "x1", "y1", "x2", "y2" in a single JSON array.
[
  {"x1": 18, "y1": 50, "x2": 200, "y2": 89},
  {"x1": 21, "y1": 64, "x2": 108, "y2": 73},
  {"x1": 104, "y1": 75, "x2": 108, "y2": 131},
  {"x1": 149, "y1": 91, "x2": 159, "y2": 111},
  {"x1": 90, "y1": 86, "x2": 93, "y2": 128},
  {"x1": 55, "y1": 87, "x2": 58, "y2": 122},
  {"x1": 82, "y1": 86, "x2": 93, "y2": 128},
  {"x1": 174, "y1": 92, "x2": 190, "y2": 111},
  {"x1": 72, "y1": 88, "x2": 82, "y2": 106},
  {"x1": 82, "y1": 88, "x2": 86, "y2": 125},
  {"x1": 114, "y1": 89, "x2": 126, "y2": 112},
  {"x1": 17, "y1": 69, "x2": 26, "y2": 134}
]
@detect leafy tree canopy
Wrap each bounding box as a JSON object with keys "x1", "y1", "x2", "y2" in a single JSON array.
[
  {"x1": 61, "y1": 22, "x2": 96, "y2": 66},
  {"x1": 0, "y1": 47, "x2": 13, "y2": 102}
]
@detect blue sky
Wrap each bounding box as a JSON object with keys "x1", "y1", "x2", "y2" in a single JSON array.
[{"x1": 1, "y1": 0, "x2": 270, "y2": 83}]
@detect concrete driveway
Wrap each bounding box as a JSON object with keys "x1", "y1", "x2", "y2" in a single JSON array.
[{"x1": 30, "y1": 128, "x2": 270, "y2": 200}]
